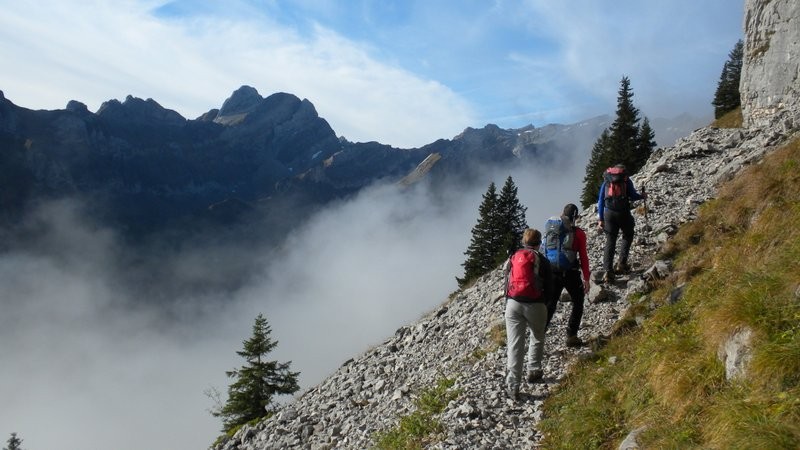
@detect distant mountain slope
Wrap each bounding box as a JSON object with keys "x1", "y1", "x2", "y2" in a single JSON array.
[{"x1": 0, "y1": 88, "x2": 698, "y2": 240}]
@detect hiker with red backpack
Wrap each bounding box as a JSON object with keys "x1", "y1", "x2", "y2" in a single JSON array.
[
  {"x1": 503, "y1": 228, "x2": 554, "y2": 401},
  {"x1": 597, "y1": 164, "x2": 647, "y2": 283},
  {"x1": 542, "y1": 204, "x2": 591, "y2": 347}
]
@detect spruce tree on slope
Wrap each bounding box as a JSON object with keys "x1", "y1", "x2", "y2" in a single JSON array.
[
  {"x1": 580, "y1": 76, "x2": 655, "y2": 208},
  {"x1": 214, "y1": 314, "x2": 299, "y2": 433},
  {"x1": 581, "y1": 129, "x2": 612, "y2": 208},
  {"x1": 495, "y1": 176, "x2": 528, "y2": 266},
  {"x1": 635, "y1": 117, "x2": 657, "y2": 170},
  {"x1": 3, "y1": 433, "x2": 22, "y2": 450},
  {"x1": 609, "y1": 76, "x2": 640, "y2": 165},
  {"x1": 457, "y1": 182, "x2": 500, "y2": 288},
  {"x1": 712, "y1": 39, "x2": 744, "y2": 119}
]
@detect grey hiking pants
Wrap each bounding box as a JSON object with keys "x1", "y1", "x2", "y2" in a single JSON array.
[{"x1": 505, "y1": 299, "x2": 547, "y2": 391}]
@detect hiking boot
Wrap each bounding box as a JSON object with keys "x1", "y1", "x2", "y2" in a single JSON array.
[
  {"x1": 614, "y1": 261, "x2": 631, "y2": 274},
  {"x1": 506, "y1": 386, "x2": 519, "y2": 401},
  {"x1": 527, "y1": 369, "x2": 544, "y2": 383},
  {"x1": 602, "y1": 271, "x2": 615, "y2": 284},
  {"x1": 566, "y1": 335, "x2": 583, "y2": 347}
]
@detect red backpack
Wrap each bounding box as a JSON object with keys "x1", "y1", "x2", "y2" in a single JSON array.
[
  {"x1": 506, "y1": 249, "x2": 542, "y2": 301},
  {"x1": 604, "y1": 166, "x2": 629, "y2": 211}
]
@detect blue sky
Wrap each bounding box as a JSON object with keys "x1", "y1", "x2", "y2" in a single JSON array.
[{"x1": 0, "y1": 0, "x2": 743, "y2": 147}]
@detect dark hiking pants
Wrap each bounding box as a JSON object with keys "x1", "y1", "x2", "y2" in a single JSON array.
[
  {"x1": 603, "y1": 208, "x2": 635, "y2": 273},
  {"x1": 546, "y1": 269, "x2": 585, "y2": 337}
]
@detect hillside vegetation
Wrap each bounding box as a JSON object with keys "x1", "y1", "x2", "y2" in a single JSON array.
[{"x1": 540, "y1": 137, "x2": 800, "y2": 448}]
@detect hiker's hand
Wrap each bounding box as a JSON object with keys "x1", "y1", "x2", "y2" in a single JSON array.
[
  {"x1": 597, "y1": 220, "x2": 604, "y2": 230},
  {"x1": 583, "y1": 281, "x2": 590, "y2": 294}
]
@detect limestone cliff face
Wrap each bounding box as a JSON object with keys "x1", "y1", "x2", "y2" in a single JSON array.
[{"x1": 741, "y1": 0, "x2": 800, "y2": 131}]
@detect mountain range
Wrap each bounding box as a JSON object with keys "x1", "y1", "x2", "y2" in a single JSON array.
[{"x1": 0, "y1": 85, "x2": 704, "y2": 241}]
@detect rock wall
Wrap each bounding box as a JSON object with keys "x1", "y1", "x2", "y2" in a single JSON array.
[{"x1": 741, "y1": 0, "x2": 800, "y2": 131}]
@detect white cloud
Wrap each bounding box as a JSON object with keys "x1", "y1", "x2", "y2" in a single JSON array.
[
  {"x1": 513, "y1": 0, "x2": 743, "y2": 120},
  {"x1": 0, "y1": 0, "x2": 475, "y2": 147},
  {"x1": 0, "y1": 140, "x2": 593, "y2": 450}
]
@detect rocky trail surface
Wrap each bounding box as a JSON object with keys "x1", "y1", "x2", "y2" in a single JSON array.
[{"x1": 215, "y1": 123, "x2": 791, "y2": 450}]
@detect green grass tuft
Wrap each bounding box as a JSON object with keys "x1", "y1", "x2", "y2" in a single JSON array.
[{"x1": 374, "y1": 377, "x2": 461, "y2": 449}]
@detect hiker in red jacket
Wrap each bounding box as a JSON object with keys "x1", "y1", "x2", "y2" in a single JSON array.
[{"x1": 543, "y1": 203, "x2": 591, "y2": 347}]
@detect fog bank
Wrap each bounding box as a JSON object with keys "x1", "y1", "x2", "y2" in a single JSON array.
[{"x1": 0, "y1": 149, "x2": 589, "y2": 450}]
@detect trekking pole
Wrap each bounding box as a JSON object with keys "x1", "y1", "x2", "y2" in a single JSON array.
[{"x1": 642, "y1": 182, "x2": 651, "y2": 232}]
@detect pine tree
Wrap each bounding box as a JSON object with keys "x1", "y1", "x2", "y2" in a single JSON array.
[
  {"x1": 495, "y1": 176, "x2": 528, "y2": 266},
  {"x1": 635, "y1": 117, "x2": 657, "y2": 170},
  {"x1": 457, "y1": 178, "x2": 529, "y2": 287},
  {"x1": 457, "y1": 182, "x2": 500, "y2": 288},
  {"x1": 608, "y1": 76, "x2": 641, "y2": 165},
  {"x1": 580, "y1": 76, "x2": 652, "y2": 208},
  {"x1": 580, "y1": 129, "x2": 612, "y2": 208},
  {"x1": 3, "y1": 433, "x2": 22, "y2": 450},
  {"x1": 214, "y1": 314, "x2": 300, "y2": 433},
  {"x1": 712, "y1": 40, "x2": 744, "y2": 119}
]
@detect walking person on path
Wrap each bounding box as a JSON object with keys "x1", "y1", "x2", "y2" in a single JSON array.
[
  {"x1": 597, "y1": 164, "x2": 646, "y2": 283},
  {"x1": 503, "y1": 228, "x2": 554, "y2": 401},
  {"x1": 542, "y1": 203, "x2": 591, "y2": 347}
]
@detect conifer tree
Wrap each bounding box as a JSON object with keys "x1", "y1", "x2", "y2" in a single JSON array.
[
  {"x1": 712, "y1": 39, "x2": 744, "y2": 119},
  {"x1": 214, "y1": 314, "x2": 299, "y2": 433},
  {"x1": 457, "y1": 182, "x2": 500, "y2": 288},
  {"x1": 458, "y1": 178, "x2": 529, "y2": 287},
  {"x1": 580, "y1": 129, "x2": 612, "y2": 208},
  {"x1": 580, "y1": 77, "x2": 654, "y2": 208},
  {"x1": 495, "y1": 176, "x2": 528, "y2": 266},
  {"x1": 3, "y1": 433, "x2": 22, "y2": 450},
  {"x1": 635, "y1": 117, "x2": 657, "y2": 169},
  {"x1": 608, "y1": 76, "x2": 640, "y2": 165}
]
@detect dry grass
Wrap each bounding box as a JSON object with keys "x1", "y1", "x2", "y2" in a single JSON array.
[
  {"x1": 540, "y1": 138, "x2": 800, "y2": 449},
  {"x1": 712, "y1": 106, "x2": 743, "y2": 128}
]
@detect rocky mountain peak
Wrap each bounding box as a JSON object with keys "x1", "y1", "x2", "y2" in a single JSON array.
[
  {"x1": 65, "y1": 100, "x2": 89, "y2": 114},
  {"x1": 215, "y1": 85, "x2": 264, "y2": 125},
  {"x1": 96, "y1": 95, "x2": 185, "y2": 125}
]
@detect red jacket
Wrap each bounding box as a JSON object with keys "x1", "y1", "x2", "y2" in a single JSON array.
[{"x1": 573, "y1": 227, "x2": 591, "y2": 285}]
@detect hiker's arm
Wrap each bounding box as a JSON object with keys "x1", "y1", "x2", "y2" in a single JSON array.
[
  {"x1": 627, "y1": 179, "x2": 646, "y2": 201},
  {"x1": 576, "y1": 228, "x2": 591, "y2": 287},
  {"x1": 597, "y1": 182, "x2": 606, "y2": 226},
  {"x1": 502, "y1": 258, "x2": 511, "y2": 277},
  {"x1": 497, "y1": 258, "x2": 511, "y2": 301}
]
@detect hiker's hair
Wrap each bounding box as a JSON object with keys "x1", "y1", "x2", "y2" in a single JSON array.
[
  {"x1": 522, "y1": 228, "x2": 541, "y2": 247},
  {"x1": 614, "y1": 163, "x2": 627, "y2": 171},
  {"x1": 562, "y1": 203, "x2": 579, "y2": 222}
]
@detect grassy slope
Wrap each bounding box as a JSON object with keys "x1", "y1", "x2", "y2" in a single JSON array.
[{"x1": 539, "y1": 136, "x2": 800, "y2": 449}]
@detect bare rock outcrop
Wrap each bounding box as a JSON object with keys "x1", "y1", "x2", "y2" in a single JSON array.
[{"x1": 741, "y1": 0, "x2": 800, "y2": 132}]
